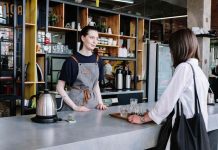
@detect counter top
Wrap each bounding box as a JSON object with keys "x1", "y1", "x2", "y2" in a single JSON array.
[
  {"x1": 55, "y1": 89, "x2": 144, "y2": 98},
  {"x1": 0, "y1": 103, "x2": 218, "y2": 150}
]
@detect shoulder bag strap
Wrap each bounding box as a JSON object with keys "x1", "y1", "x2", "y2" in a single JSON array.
[
  {"x1": 71, "y1": 55, "x2": 79, "y2": 63},
  {"x1": 187, "y1": 63, "x2": 202, "y2": 114},
  {"x1": 96, "y1": 55, "x2": 99, "y2": 63}
]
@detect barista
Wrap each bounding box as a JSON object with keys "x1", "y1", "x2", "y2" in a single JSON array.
[{"x1": 56, "y1": 26, "x2": 107, "y2": 112}]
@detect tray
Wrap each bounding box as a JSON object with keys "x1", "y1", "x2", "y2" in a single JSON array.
[{"x1": 109, "y1": 113, "x2": 129, "y2": 121}]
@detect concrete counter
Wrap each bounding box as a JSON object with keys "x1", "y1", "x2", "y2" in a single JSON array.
[{"x1": 0, "y1": 103, "x2": 218, "y2": 150}]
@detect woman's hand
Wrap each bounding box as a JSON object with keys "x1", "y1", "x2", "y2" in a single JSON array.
[
  {"x1": 96, "y1": 103, "x2": 107, "y2": 110},
  {"x1": 128, "y1": 112, "x2": 152, "y2": 124},
  {"x1": 128, "y1": 115, "x2": 144, "y2": 124},
  {"x1": 73, "y1": 105, "x2": 90, "y2": 112}
]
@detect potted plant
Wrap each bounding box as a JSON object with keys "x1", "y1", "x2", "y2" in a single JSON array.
[{"x1": 49, "y1": 12, "x2": 58, "y2": 26}]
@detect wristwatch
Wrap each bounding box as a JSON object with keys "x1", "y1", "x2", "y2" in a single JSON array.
[{"x1": 140, "y1": 116, "x2": 145, "y2": 123}]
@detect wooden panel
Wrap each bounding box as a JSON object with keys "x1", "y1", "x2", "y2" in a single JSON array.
[
  {"x1": 25, "y1": 0, "x2": 37, "y2": 99},
  {"x1": 137, "y1": 19, "x2": 145, "y2": 90},
  {"x1": 138, "y1": 19, "x2": 144, "y2": 50},
  {"x1": 53, "y1": 3, "x2": 64, "y2": 27},
  {"x1": 80, "y1": 8, "x2": 88, "y2": 28},
  {"x1": 24, "y1": 84, "x2": 36, "y2": 99},
  {"x1": 211, "y1": 0, "x2": 218, "y2": 31},
  {"x1": 137, "y1": 81, "x2": 143, "y2": 90},
  {"x1": 25, "y1": 26, "x2": 36, "y2": 82},
  {"x1": 26, "y1": 0, "x2": 37, "y2": 24},
  {"x1": 129, "y1": 19, "x2": 136, "y2": 51},
  {"x1": 107, "y1": 15, "x2": 120, "y2": 35},
  {"x1": 130, "y1": 19, "x2": 136, "y2": 37}
]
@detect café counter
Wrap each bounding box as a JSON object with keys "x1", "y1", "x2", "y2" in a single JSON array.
[{"x1": 0, "y1": 103, "x2": 218, "y2": 150}]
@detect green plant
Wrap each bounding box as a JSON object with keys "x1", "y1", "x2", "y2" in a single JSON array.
[{"x1": 49, "y1": 13, "x2": 58, "y2": 26}]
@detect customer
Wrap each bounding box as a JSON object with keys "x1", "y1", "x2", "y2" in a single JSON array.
[
  {"x1": 56, "y1": 26, "x2": 107, "y2": 112},
  {"x1": 128, "y1": 29, "x2": 209, "y2": 149}
]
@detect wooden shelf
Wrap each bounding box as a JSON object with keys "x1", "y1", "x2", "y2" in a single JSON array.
[
  {"x1": 24, "y1": 81, "x2": 35, "y2": 84},
  {"x1": 36, "y1": 81, "x2": 45, "y2": 84},
  {"x1": 25, "y1": 23, "x2": 35, "y2": 27},
  {"x1": 36, "y1": 52, "x2": 46, "y2": 55},
  {"x1": 97, "y1": 44, "x2": 119, "y2": 47},
  {"x1": 0, "y1": 24, "x2": 13, "y2": 28},
  {"x1": 24, "y1": 81, "x2": 45, "y2": 84},
  {"x1": 119, "y1": 35, "x2": 136, "y2": 39},
  {"x1": 98, "y1": 32, "x2": 119, "y2": 37},
  {"x1": 97, "y1": 44, "x2": 119, "y2": 48},
  {"x1": 48, "y1": 26, "x2": 77, "y2": 32},
  {"x1": 101, "y1": 56, "x2": 136, "y2": 61}
]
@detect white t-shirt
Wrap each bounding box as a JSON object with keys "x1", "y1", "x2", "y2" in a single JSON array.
[{"x1": 148, "y1": 58, "x2": 209, "y2": 150}]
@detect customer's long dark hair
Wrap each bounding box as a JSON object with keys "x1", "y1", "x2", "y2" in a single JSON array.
[
  {"x1": 169, "y1": 28, "x2": 200, "y2": 68},
  {"x1": 79, "y1": 26, "x2": 98, "y2": 50}
]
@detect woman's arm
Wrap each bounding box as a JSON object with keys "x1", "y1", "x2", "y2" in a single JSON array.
[
  {"x1": 56, "y1": 80, "x2": 90, "y2": 112},
  {"x1": 93, "y1": 81, "x2": 107, "y2": 110}
]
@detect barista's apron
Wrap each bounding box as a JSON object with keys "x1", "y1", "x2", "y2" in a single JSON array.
[{"x1": 62, "y1": 55, "x2": 99, "y2": 110}]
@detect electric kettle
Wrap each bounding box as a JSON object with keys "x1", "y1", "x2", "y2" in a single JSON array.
[{"x1": 31, "y1": 89, "x2": 59, "y2": 123}]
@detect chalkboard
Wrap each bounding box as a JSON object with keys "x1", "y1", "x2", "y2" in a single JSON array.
[{"x1": 156, "y1": 44, "x2": 173, "y2": 100}]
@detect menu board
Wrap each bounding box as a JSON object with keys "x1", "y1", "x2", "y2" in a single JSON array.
[{"x1": 156, "y1": 44, "x2": 173, "y2": 100}]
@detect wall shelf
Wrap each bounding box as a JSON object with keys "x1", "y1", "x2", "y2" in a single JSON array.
[
  {"x1": 48, "y1": 26, "x2": 77, "y2": 32},
  {"x1": 98, "y1": 32, "x2": 119, "y2": 37},
  {"x1": 119, "y1": 35, "x2": 136, "y2": 39},
  {"x1": 25, "y1": 23, "x2": 36, "y2": 26},
  {"x1": 101, "y1": 56, "x2": 136, "y2": 61},
  {"x1": 196, "y1": 34, "x2": 217, "y2": 38},
  {"x1": 97, "y1": 44, "x2": 119, "y2": 48}
]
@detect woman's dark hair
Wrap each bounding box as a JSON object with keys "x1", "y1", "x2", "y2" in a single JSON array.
[
  {"x1": 169, "y1": 28, "x2": 200, "y2": 67},
  {"x1": 79, "y1": 26, "x2": 98, "y2": 50}
]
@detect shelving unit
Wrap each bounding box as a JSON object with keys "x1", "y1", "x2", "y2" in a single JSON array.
[
  {"x1": 0, "y1": 0, "x2": 21, "y2": 116},
  {"x1": 8, "y1": 0, "x2": 150, "y2": 113},
  {"x1": 41, "y1": 0, "x2": 149, "y2": 91}
]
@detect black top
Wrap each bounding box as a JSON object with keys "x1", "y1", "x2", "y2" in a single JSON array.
[{"x1": 59, "y1": 52, "x2": 104, "y2": 86}]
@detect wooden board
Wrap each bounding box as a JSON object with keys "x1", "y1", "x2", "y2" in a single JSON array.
[{"x1": 109, "y1": 113, "x2": 129, "y2": 121}]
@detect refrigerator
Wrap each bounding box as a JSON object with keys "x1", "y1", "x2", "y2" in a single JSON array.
[{"x1": 147, "y1": 42, "x2": 173, "y2": 102}]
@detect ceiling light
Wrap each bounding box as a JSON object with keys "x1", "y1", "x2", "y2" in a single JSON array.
[{"x1": 112, "y1": 0, "x2": 134, "y2": 4}]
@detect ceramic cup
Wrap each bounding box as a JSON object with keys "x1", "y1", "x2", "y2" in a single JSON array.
[
  {"x1": 71, "y1": 21, "x2": 75, "y2": 29},
  {"x1": 112, "y1": 40, "x2": 117, "y2": 46}
]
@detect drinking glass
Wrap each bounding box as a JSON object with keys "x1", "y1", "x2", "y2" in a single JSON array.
[
  {"x1": 119, "y1": 105, "x2": 128, "y2": 118},
  {"x1": 129, "y1": 98, "x2": 138, "y2": 114}
]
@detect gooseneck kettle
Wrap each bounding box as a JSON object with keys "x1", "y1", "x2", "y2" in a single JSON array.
[{"x1": 31, "y1": 89, "x2": 59, "y2": 123}]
